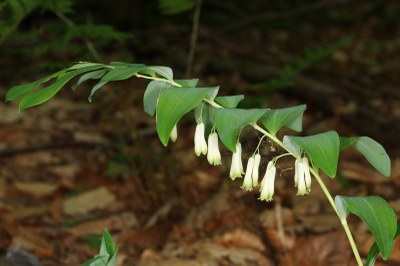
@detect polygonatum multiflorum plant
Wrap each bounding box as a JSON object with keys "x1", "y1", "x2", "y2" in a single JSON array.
[{"x1": 6, "y1": 62, "x2": 399, "y2": 265}]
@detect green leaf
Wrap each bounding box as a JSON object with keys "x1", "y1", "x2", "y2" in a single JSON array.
[
  {"x1": 354, "y1": 137, "x2": 391, "y2": 177},
  {"x1": 283, "y1": 135, "x2": 302, "y2": 158},
  {"x1": 99, "y1": 64, "x2": 146, "y2": 82},
  {"x1": 88, "y1": 81, "x2": 108, "y2": 102},
  {"x1": 99, "y1": 229, "x2": 116, "y2": 256},
  {"x1": 139, "y1": 66, "x2": 174, "y2": 81},
  {"x1": 214, "y1": 108, "x2": 267, "y2": 152},
  {"x1": 339, "y1": 137, "x2": 358, "y2": 150},
  {"x1": 366, "y1": 223, "x2": 400, "y2": 266},
  {"x1": 106, "y1": 248, "x2": 118, "y2": 266},
  {"x1": 156, "y1": 87, "x2": 218, "y2": 146},
  {"x1": 288, "y1": 131, "x2": 340, "y2": 177},
  {"x1": 72, "y1": 69, "x2": 107, "y2": 91},
  {"x1": 88, "y1": 64, "x2": 147, "y2": 101},
  {"x1": 214, "y1": 95, "x2": 244, "y2": 108},
  {"x1": 143, "y1": 81, "x2": 172, "y2": 116},
  {"x1": 6, "y1": 69, "x2": 66, "y2": 101},
  {"x1": 82, "y1": 255, "x2": 109, "y2": 266},
  {"x1": 260, "y1": 104, "x2": 306, "y2": 135},
  {"x1": 175, "y1": 79, "x2": 198, "y2": 87},
  {"x1": 19, "y1": 65, "x2": 103, "y2": 111},
  {"x1": 67, "y1": 62, "x2": 104, "y2": 70},
  {"x1": 339, "y1": 136, "x2": 391, "y2": 177},
  {"x1": 335, "y1": 195, "x2": 397, "y2": 260}
]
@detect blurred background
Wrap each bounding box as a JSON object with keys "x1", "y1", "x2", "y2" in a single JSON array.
[{"x1": 0, "y1": 0, "x2": 399, "y2": 265}]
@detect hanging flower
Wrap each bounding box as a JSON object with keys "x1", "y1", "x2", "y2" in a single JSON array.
[
  {"x1": 207, "y1": 132, "x2": 221, "y2": 165},
  {"x1": 170, "y1": 124, "x2": 178, "y2": 142},
  {"x1": 295, "y1": 156, "x2": 311, "y2": 196},
  {"x1": 303, "y1": 157, "x2": 312, "y2": 192},
  {"x1": 294, "y1": 158, "x2": 300, "y2": 187},
  {"x1": 194, "y1": 122, "x2": 207, "y2": 156},
  {"x1": 252, "y1": 154, "x2": 261, "y2": 187},
  {"x1": 241, "y1": 156, "x2": 255, "y2": 190},
  {"x1": 229, "y1": 142, "x2": 244, "y2": 180},
  {"x1": 259, "y1": 161, "x2": 276, "y2": 201}
]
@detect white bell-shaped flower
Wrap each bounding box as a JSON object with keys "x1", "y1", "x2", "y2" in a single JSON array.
[
  {"x1": 302, "y1": 157, "x2": 312, "y2": 192},
  {"x1": 170, "y1": 124, "x2": 178, "y2": 142},
  {"x1": 295, "y1": 158, "x2": 308, "y2": 196},
  {"x1": 207, "y1": 132, "x2": 221, "y2": 165},
  {"x1": 194, "y1": 122, "x2": 207, "y2": 156},
  {"x1": 252, "y1": 154, "x2": 261, "y2": 187},
  {"x1": 229, "y1": 142, "x2": 244, "y2": 180},
  {"x1": 294, "y1": 158, "x2": 300, "y2": 187},
  {"x1": 259, "y1": 161, "x2": 276, "y2": 201},
  {"x1": 241, "y1": 156, "x2": 255, "y2": 191}
]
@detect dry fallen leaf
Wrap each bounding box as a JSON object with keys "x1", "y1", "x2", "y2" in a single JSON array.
[
  {"x1": 298, "y1": 213, "x2": 341, "y2": 233},
  {"x1": 216, "y1": 228, "x2": 266, "y2": 252},
  {"x1": 63, "y1": 186, "x2": 116, "y2": 216},
  {"x1": 138, "y1": 240, "x2": 274, "y2": 266},
  {"x1": 340, "y1": 161, "x2": 389, "y2": 184},
  {"x1": 259, "y1": 207, "x2": 296, "y2": 228},
  {"x1": 14, "y1": 182, "x2": 59, "y2": 198},
  {"x1": 289, "y1": 232, "x2": 351, "y2": 266},
  {"x1": 69, "y1": 212, "x2": 138, "y2": 236}
]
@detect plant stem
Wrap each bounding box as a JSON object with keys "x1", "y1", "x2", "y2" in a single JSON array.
[
  {"x1": 185, "y1": 0, "x2": 203, "y2": 78},
  {"x1": 135, "y1": 74, "x2": 182, "y2": 88},
  {"x1": 311, "y1": 169, "x2": 363, "y2": 266}
]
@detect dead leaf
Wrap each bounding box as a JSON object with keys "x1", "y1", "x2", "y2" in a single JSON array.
[
  {"x1": 69, "y1": 212, "x2": 138, "y2": 236},
  {"x1": 264, "y1": 228, "x2": 296, "y2": 251},
  {"x1": 63, "y1": 186, "x2": 116, "y2": 216},
  {"x1": 293, "y1": 195, "x2": 322, "y2": 215},
  {"x1": 14, "y1": 182, "x2": 59, "y2": 197},
  {"x1": 259, "y1": 207, "x2": 296, "y2": 228},
  {"x1": 298, "y1": 213, "x2": 341, "y2": 233},
  {"x1": 289, "y1": 232, "x2": 351, "y2": 266},
  {"x1": 139, "y1": 240, "x2": 274, "y2": 266},
  {"x1": 340, "y1": 161, "x2": 389, "y2": 184},
  {"x1": 0, "y1": 104, "x2": 22, "y2": 123},
  {"x1": 216, "y1": 228, "x2": 266, "y2": 252},
  {"x1": 49, "y1": 164, "x2": 80, "y2": 179},
  {"x1": 73, "y1": 131, "x2": 107, "y2": 144}
]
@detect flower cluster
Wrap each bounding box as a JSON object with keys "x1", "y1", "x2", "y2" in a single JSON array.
[
  {"x1": 193, "y1": 122, "x2": 221, "y2": 166},
  {"x1": 294, "y1": 157, "x2": 312, "y2": 195},
  {"x1": 232, "y1": 148, "x2": 312, "y2": 201},
  {"x1": 241, "y1": 153, "x2": 261, "y2": 191},
  {"x1": 190, "y1": 123, "x2": 313, "y2": 201}
]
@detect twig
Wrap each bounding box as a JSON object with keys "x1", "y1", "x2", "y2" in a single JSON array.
[
  {"x1": 0, "y1": 128, "x2": 158, "y2": 157},
  {"x1": 185, "y1": 0, "x2": 203, "y2": 78},
  {"x1": 0, "y1": 142, "x2": 99, "y2": 157},
  {"x1": 54, "y1": 10, "x2": 102, "y2": 62},
  {"x1": 274, "y1": 196, "x2": 287, "y2": 251}
]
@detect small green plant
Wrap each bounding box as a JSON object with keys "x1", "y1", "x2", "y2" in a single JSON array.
[
  {"x1": 6, "y1": 61, "x2": 399, "y2": 265},
  {"x1": 1, "y1": 0, "x2": 129, "y2": 63},
  {"x1": 83, "y1": 229, "x2": 118, "y2": 266}
]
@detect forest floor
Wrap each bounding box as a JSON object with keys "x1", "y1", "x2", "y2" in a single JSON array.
[{"x1": 0, "y1": 1, "x2": 400, "y2": 266}]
